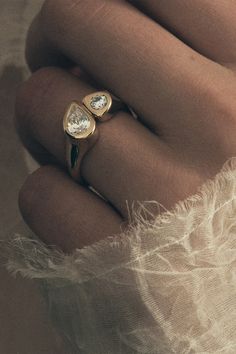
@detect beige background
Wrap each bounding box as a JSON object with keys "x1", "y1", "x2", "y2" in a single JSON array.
[{"x1": 0, "y1": 1, "x2": 66, "y2": 353}]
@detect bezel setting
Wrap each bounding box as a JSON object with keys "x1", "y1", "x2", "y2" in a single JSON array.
[
  {"x1": 83, "y1": 91, "x2": 112, "y2": 118},
  {"x1": 63, "y1": 101, "x2": 96, "y2": 140}
]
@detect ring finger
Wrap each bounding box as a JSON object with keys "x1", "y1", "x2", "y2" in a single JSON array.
[{"x1": 16, "y1": 67, "x2": 187, "y2": 217}]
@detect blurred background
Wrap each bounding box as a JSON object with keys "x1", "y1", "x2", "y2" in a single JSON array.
[{"x1": 0, "y1": 1, "x2": 65, "y2": 352}]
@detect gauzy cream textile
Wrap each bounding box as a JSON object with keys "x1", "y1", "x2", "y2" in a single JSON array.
[{"x1": 5, "y1": 157, "x2": 236, "y2": 354}]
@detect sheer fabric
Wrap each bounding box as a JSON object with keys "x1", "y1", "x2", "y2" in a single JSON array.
[{"x1": 4, "y1": 158, "x2": 236, "y2": 353}]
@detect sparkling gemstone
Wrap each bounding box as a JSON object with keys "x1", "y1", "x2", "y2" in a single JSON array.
[
  {"x1": 67, "y1": 107, "x2": 91, "y2": 134},
  {"x1": 90, "y1": 95, "x2": 108, "y2": 110}
]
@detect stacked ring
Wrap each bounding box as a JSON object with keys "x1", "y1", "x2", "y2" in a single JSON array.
[{"x1": 63, "y1": 91, "x2": 126, "y2": 183}]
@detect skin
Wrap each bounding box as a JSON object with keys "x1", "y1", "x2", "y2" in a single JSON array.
[{"x1": 16, "y1": 0, "x2": 236, "y2": 253}]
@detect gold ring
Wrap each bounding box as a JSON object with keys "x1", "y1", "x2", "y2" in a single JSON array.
[{"x1": 63, "y1": 91, "x2": 125, "y2": 183}]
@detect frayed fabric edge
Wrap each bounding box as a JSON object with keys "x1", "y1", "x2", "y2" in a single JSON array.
[
  {"x1": 2, "y1": 156, "x2": 236, "y2": 284},
  {"x1": 2, "y1": 158, "x2": 236, "y2": 354}
]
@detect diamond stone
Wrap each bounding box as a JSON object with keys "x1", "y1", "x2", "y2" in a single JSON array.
[
  {"x1": 67, "y1": 107, "x2": 91, "y2": 135},
  {"x1": 90, "y1": 95, "x2": 108, "y2": 110}
]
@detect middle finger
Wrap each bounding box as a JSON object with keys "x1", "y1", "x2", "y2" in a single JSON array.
[{"x1": 27, "y1": 0, "x2": 217, "y2": 133}]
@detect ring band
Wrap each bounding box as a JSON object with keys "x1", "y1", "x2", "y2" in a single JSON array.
[{"x1": 63, "y1": 91, "x2": 125, "y2": 183}]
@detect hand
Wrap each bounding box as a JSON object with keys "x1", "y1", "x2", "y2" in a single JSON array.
[{"x1": 16, "y1": 0, "x2": 236, "y2": 252}]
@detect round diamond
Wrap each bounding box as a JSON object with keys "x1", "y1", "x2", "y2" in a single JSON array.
[
  {"x1": 67, "y1": 108, "x2": 91, "y2": 135},
  {"x1": 90, "y1": 95, "x2": 108, "y2": 110}
]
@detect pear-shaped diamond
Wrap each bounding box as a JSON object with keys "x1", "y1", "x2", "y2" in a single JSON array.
[
  {"x1": 90, "y1": 95, "x2": 108, "y2": 110},
  {"x1": 67, "y1": 107, "x2": 91, "y2": 135}
]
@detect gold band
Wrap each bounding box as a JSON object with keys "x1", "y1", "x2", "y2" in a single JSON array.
[{"x1": 63, "y1": 91, "x2": 125, "y2": 183}]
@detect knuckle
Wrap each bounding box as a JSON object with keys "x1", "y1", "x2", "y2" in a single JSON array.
[
  {"x1": 219, "y1": 124, "x2": 236, "y2": 158},
  {"x1": 18, "y1": 165, "x2": 57, "y2": 221},
  {"x1": 207, "y1": 84, "x2": 236, "y2": 156},
  {"x1": 40, "y1": 0, "x2": 83, "y2": 33},
  {"x1": 40, "y1": 0, "x2": 110, "y2": 40},
  {"x1": 15, "y1": 67, "x2": 62, "y2": 134},
  {"x1": 40, "y1": 0, "x2": 57, "y2": 30},
  {"x1": 18, "y1": 167, "x2": 43, "y2": 221}
]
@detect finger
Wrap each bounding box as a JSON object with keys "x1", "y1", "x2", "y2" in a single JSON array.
[
  {"x1": 129, "y1": 0, "x2": 236, "y2": 65},
  {"x1": 16, "y1": 67, "x2": 183, "y2": 217},
  {"x1": 25, "y1": 14, "x2": 73, "y2": 72},
  {"x1": 26, "y1": 0, "x2": 215, "y2": 132},
  {"x1": 19, "y1": 165, "x2": 123, "y2": 253},
  {"x1": 25, "y1": 15, "x2": 98, "y2": 88}
]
